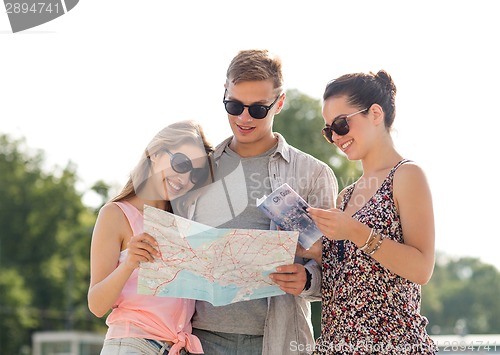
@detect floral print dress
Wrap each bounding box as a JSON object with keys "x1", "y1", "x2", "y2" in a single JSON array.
[{"x1": 315, "y1": 160, "x2": 437, "y2": 354}]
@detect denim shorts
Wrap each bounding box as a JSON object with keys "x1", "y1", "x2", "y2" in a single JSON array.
[
  {"x1": 100, "y1": 338, "x2": 190, "y2": 355},
  {"x1": 192, "y1": 328, "x2": 263, "y2": 355}
]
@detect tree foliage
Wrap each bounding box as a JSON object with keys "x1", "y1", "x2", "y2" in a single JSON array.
[
  {"x1": 0, "y1": 134, "x2": 105, "y2": 354},
  {"x1": 422, "y1": 255, "x2": 500, "y2": 335}
]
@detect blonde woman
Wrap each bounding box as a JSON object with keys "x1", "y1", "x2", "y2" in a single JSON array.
[{"x1": 88, "y1": 120, "x2": 213, "y2": 355}]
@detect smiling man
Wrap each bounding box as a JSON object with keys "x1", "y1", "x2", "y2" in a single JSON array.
[{"x1": 190, "y1": 49, "x2": 338, "y2": 355}]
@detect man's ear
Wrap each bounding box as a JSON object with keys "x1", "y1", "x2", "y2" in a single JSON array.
[{"x1": 275, "y1": 93, "x2": 286, "y2": 114}]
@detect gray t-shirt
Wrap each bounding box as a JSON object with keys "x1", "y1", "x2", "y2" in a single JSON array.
[{"x1": 191, "y1": 144, "x2": 275, "y2": 335}]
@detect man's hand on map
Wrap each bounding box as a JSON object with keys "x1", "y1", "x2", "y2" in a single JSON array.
[
  {"x1": 269, "y1": 264, "x2": 307, "y2": 296},
  {"x1": 295, "y1": 239, "x2": 322, "y2": 266},
  {"x1": 125, "y1": 233, "x2": 160, "y2": 270}
]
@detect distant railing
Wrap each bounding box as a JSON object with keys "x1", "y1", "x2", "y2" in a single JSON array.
[{"x1": 32, "y1": 331, "x2": 104, "y2": 355}]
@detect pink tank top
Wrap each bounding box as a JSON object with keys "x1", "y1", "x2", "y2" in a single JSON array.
[{"x1": 105, "y1": 201, "x2": 202, "y2": 355}]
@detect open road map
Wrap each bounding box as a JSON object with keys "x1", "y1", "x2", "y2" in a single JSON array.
[{"x1": 137, "y1": 205, "x2": 299, "y2": 306}]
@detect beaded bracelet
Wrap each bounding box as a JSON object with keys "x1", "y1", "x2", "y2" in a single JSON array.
[{"x1": 359, "y1": 228, "x2": 375, "y2": 251}]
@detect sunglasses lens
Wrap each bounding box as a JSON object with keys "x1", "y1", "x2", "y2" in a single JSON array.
[
  {"x1": 224, "y1": 101, "x2": 269, "y2": 119},
  {"x1": 332, "y1": 116, "x2": 349, "y2": 136},
  {"x1": 190, "y1": 166, "x2": 209, "y2": 185},
  {"x1": 224, "y1": 101, "x2": 244, "y2": 116},
  {"x1": 170, "y1": 153, "x2": 192, "y2": 174},
  {"x1": 248, "y1": 105, "x2": 268, "y2": 119},
  {"x1": 322, "y1": 127, "x2": 334, "y2": 143}
]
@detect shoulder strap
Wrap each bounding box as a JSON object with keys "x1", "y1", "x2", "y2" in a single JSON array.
[
  {"x1": 387, "y1": 159, "x2": 412, "y2": 181},
  {"x1": 390, "y1": 159, "x2": 411, "y2": 175},
  {"x1": 393, "y1": 158, "x2": 412, "y2": 170},
  {"x1": 339, "y1": 184, "x2": 356, "y2": 212}
]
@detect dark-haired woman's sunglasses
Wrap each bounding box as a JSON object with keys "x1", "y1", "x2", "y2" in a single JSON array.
[
  {"x1": 223, "y1": 89, "x2": 281, "y2": 119},
  {"x1": 322, "y1": 108, "x2": 368, "y2": 143},
  {"x1": 164, "y1": 150, "x2": 209, "y2": 185}
]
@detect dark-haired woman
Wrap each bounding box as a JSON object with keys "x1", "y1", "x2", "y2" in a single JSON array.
[{"x1": 308, "y1": 70, "x2": 437, "y2": 354}]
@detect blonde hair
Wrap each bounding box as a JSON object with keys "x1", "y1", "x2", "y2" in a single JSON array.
[{"x1": 112, "y1": 120, "x2": 214, "y2": 213}]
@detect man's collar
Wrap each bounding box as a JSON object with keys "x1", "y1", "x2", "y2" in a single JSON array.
[{"x1": 214, "y1": 133, "x2": 290, "y2": 163}]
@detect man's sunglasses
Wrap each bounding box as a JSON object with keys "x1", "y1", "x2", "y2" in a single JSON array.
[
  {"x1": 163, "y1": 149, "x2": 209, "y2": 185},
  {"x1": 322, "y1": 108, "x2": 368, "y2": 143},
  {"x1": 223, "y1": 89, "x2": 281, "y2": 119}
]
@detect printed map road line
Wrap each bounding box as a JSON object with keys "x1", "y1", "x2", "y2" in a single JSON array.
[{"x1": 138, "y1": 205, "x2": 299, "y2": 306}]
